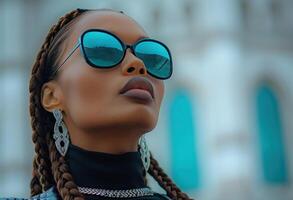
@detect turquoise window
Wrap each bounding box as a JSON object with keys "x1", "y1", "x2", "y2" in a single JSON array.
[
  {"x1": 168, "y1": 89, "x2": 200, "y2": 189},
  {"x1": 256, "y1": 84, "x2": 288, "y2": 183}
]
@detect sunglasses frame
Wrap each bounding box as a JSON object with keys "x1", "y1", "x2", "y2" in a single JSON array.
[{"x1": 50, "y1": 29, "x2": 173, "y2": 80}]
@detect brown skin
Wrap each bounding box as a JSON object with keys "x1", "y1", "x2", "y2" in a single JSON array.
[{"x1": 41, "y1": 11, "x2": 165, "y2": 154}]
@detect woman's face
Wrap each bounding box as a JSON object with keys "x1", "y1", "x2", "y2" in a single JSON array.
[{"x1": 46, "y1": 11, "x2": 165, "y2": 137}]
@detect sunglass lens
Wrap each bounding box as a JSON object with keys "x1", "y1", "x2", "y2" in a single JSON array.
[
  {"x1": 82, "y1": 31, "x2": 124, "y2": 68},
  {"x1": 134, "y1": 40, "x2": 172, "y2": 79}
]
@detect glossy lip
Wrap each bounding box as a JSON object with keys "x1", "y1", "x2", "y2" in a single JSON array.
[{"x1": 119, "y1": 77, "x2": 154, "y2": 99}]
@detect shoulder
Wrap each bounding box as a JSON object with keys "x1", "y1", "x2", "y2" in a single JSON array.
[
  {"x1": 30, "y1": 187, "x2": 59, "y2": 200},
  {"x1": 0, "y1": 187, "x2": 59, "y2": 200}
]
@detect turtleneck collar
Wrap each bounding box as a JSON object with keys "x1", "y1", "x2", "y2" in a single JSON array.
[{"x1": 65, "y1": 143, "x2": 146, "y2": 190}]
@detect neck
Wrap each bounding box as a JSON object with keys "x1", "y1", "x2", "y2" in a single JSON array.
[
  {"x1": 69, "y1": 126, "x2": 143, "y2": 154},
  {"x1": 65, "y1": 143, "x2": 147, "y2": 190}
]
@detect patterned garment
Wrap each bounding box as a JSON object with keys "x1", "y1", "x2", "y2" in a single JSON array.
[{"x1": 1, "y1": 186, "x2": 172, "y2": 200}]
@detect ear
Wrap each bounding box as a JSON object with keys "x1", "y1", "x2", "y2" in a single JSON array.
[{"x1": 41, "y1": 81, "x2": 64, "y2": 112}]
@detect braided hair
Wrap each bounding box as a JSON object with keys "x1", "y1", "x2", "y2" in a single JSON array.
[{"x1": 29, "y1": 8, "x2": 193, "y2": 200}]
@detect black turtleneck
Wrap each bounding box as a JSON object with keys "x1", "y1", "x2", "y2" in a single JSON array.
[{"x1": 65, "y1": 144, "x2": 171, "y2": 200}]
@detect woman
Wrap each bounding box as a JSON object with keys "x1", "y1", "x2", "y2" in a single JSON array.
[{"x1": 6, "y1": 8, "x2": 193, "y2": 200}]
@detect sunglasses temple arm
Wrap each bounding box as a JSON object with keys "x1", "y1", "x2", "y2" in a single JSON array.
[{"x1": 51, "y1": 42, "x2": 81, "y2": 77}]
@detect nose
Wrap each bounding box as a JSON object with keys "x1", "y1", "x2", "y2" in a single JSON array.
[{"x1": 121, "y1": 49, "x2": 147, "y2": 77}]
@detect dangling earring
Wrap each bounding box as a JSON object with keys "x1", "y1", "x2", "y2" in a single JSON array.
[
  {"x1": 138, "y1": 135, "x2": 150, "y2": 172},
  {"x1": 52, "y1": 109, "x2": 69, "y2": 156}
]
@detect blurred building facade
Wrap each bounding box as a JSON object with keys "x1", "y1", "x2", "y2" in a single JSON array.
[{"x1": 0, "y1": 0, "x2": 292, "y2": 200}]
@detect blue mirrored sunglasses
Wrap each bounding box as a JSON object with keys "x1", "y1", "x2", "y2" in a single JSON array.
[{"x1": 50, "y1": 29, "x2": 173, "y2": 80}]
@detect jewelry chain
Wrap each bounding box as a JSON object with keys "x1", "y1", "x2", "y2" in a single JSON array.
[{"x1": 78, "y1": 186, "x2": 155, "y2": 198}]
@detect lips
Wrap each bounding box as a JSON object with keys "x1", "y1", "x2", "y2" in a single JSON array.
[{"x1": 119, "y1": 77, "x2": 154, "y2": 99}]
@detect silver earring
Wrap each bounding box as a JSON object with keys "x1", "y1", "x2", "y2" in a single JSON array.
[
  {"x1": 138, "y1": 135, "x2": 150, "y2": 172},
  {"x1": 52, "y1": 109, "x2": 69, "y2": 156}
]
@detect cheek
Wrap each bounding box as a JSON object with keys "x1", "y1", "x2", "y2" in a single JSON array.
[{"x1": 59, "y1": 64, "x2": 116, "y2": 128}]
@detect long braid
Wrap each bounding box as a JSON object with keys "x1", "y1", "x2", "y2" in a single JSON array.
[
  {"x1": 30, "y1": 156, "x2": 42, "y2": 196},
  {"x1": 47, "y1": 132, "x2": 83, "y2": 200},
  {"x1": 29, "y1": 9, "x2": 87, "y2": 198},
  {"x1": 148, "y1": 154, "x2": 193, "y2": 200},
  {"x1": 30, "y1": 55, "x2": 54, "y2": 193}
]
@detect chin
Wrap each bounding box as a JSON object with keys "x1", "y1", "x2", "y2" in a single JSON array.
[{"x1": 136, "y1": 118, "x2": 158, "y2": 133}]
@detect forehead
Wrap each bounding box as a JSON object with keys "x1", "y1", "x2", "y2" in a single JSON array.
[{"x1": 69, "y1": 10, "x2": 148, "y2": 44}]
